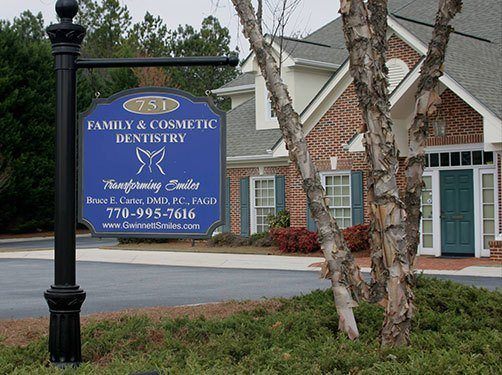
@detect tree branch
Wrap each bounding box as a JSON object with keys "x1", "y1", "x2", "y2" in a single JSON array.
[
  {"x1": 404, "y1": 0, "x2": 463, "y2": 263},
  {"x1": 232, "y1": 0, "x2": 369, "y2": 340}
]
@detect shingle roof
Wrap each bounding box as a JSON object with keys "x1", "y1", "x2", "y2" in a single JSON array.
[
  {"x1": 218, "y1": 72, "x2": 254, "y2": 90},
  {"x1": 226, "y1": 97, "x2": 282, "y2": 157},
  {"x1": 390, "y1": 0, "x2": 502, "y2": 118},
  {"x1": 223, "y1": 0, "x2": 501, "y2": 158}
]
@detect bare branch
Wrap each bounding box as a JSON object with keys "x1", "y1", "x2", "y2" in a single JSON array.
[
  {"x1": 404, "y1": 0, "x2": 463, "y2": 262},
  {"x1": 232, "y1": 0, "x2": 370, "y2": 340}
]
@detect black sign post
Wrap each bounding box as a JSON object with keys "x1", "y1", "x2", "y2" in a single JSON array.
[{"x1": 45, "y1": 0, "x2": 237, "y2": 367}]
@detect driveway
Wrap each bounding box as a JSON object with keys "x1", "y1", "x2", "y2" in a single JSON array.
[{"x1": 0, "y1": 259, "x2": 499, "y2": 319}]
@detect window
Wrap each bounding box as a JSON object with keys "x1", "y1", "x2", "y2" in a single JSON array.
[
  {"x1": 266, "y1": 98, "x2": 276, "y2": 119},
  {"x1": 324, "y1": 174, "x2": 351, "y2": 228},
  {"x1": 252, "y1": 178, "x2": 275, "y2": 233},
  {"x1": 421, "y1": 176, "x2": 434, "y2": 248},
  {"x1": 481, "y1": 173, "x2": 496, "y2": 250},
  {"x1": 386, "y1": 58, "x2": 409, "y2": 92},
  {"x1": 425, "y1": 150, "x2": 494, "y2": 168}
]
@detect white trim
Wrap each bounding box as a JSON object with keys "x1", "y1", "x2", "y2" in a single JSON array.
[
  {"x1": 386, "y1": 58, "x2": 410, "y2": 92},
  {"x1": 250, "y1": 175, "x2": 276, "y2": 234},
  {"x1": 265, "y1": 92, "x2": 277, "y2": 121},
  {"x1": 389, "y1": 16, "x2": 501, "y2": 124},
  {"x1": 319, "y1": 170, "x2": 353, "y2": 228},
  {"x1": 419, "y1": 171, "x2": 439, "y2": 256},
  {"x1": 387, "y1": 16, "x2": 428, "y2": 54},
  {"x1": 293, "y1": 58, "x2": 340, "y2": 71},
  {"x1": 212, "y1": 84, "x2": 255, "y2": 96},
  {"x1": 479, "y1": 169, "x2": 499, "y2": 257}
]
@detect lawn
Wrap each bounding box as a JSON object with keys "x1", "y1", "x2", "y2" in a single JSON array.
[{"x1": 1, "y1": 277, "x2": 500, "y2": 374}]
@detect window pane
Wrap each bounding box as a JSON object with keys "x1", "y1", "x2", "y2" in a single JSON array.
[
  {"x1": 483, "y1": 205, "x2": 495, "y2": 218},
  {"x1": 424, "y1": 176, "x2": 432, "y2": 190},
  {"x1": 425, "y1": 154, "x2": 429, "y2": 167},
  {"x1": 423, "y1": 220, "x2": 433, "y2": 233},
  {"x1": 430, "y1": 153, "x2": 439, "y2": 167},
  {"x1": 483, "y1": 220, "x2": 495, "y2": 234},
  {"x1": 483, "y1": 151, "x2": 494, "y2": 165},
  {"x1": 440, "y1": 152, "x2": 450, "y2": 166},
  {"x1": 422, "y1": 234, "x2": 433, "y2": 248},
  {"x1": 422, "y1": 191, "x2": 432, "y2": 204},
  {"x1": 461, "y1": 151, "x2": 471, "y2": 165},
  {"x1": 482, "y1": 174, "x2": 494, "y2": 187},
  {"x1": 472, "y1": 150, "x2": 482, "y2": 165},
  {"x1": 423, "y1": 205, "x2": 433, "y2": 219},
  {"x1": 450, "y1": 152, "x2": 460, "y2": 166},
  {"x1": 483, "y1": 189, "x2": 494, "y2": 204}
]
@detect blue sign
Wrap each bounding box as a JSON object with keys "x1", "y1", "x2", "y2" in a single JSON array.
[{"x1": 78, "y1": 87, "x2": 226, "y2": 238}]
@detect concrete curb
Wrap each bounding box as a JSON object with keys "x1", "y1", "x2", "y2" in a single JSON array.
[
  {"x1": 0, "y1": 234, "x2": 92, "y2": 244},
  {"x1": 0, "y1": 248, "x2": 500, "y2": 278}
]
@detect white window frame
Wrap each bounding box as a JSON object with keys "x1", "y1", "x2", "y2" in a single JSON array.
[
  {"x1": 320, "y1": 171, "x2": 352, "y2": 229},
  {"x1": 264, "y1": 89, "x2": 277, "y2": 121},
  {"x1": 419, "y1": 171, "x2": 441, "y2": 256},
  {"x1": 479, "y1": 169, "x2": 498, "y2": 256},
  {"x1": 422, "y1": 144, "x2": 497, "y2": 258},
  {"x1": 250, "y1": 176, "x2": 276, "y2": 234}
]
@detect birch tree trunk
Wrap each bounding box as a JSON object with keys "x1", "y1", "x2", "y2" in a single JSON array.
[
  {"x1": 404, "y1": 0, "x2": 463, "y2": 263},
  {"x1": 231, "y1": 0, "x2": 369, "y2": 340},
  {"x1": 340, "y1": 0, "x2": 413, "y2": 346}
]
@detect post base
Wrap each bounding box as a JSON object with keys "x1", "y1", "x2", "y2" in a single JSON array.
[{"x1": 44, "y1": 286, "x2": 86, "y2": 366}]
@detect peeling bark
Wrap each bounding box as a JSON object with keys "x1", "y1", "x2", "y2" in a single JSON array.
[
  {"x1": 232, "y1": 0, "x2": 369, "y2": 339},
  {"x1": 404, "y1": 0, "x2": 463, "y2": 264},
  {"x1": 340, "y1": 0, "x2": 413, "y2": 346}
]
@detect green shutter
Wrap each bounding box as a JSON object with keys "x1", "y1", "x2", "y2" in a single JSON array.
[
  {"x1": 307, "y1": 203, "x2": 317, "y2": 231},
  {"x1": 222, "y1": 176, "x2": 231, "y2": 232},
  {"x1": 275, "y1": 175, "x2": 286, "y2": 213},
  {"x1": 240, "y1": 177, "x2": 250, "y2": 236},
  {"x1": 351, "y1": 171, "x2": 364, "y2": 225}
]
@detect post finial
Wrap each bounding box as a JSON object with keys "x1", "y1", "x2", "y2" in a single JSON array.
[{"x1": 56, "y1": 0, "x2": 79, "y2": 21}]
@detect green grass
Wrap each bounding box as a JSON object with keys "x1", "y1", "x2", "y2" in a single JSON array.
[{"x1": 1, "y1": 277, "x2": 501, "y2": 374}]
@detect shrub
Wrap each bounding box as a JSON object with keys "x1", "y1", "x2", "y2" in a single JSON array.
[
  {"x1": 207, "y1": 232, "x2": 249, "y2": 247},
  {"x1": 267, "y1": 210, "x2": 290, "y2": 228},
  {"x1": 342, "y1": 224, "x2": 370, "y2": 253},
  {"x1": 270, "y1": 227, "x2": 320, "y2": 253},
  {"x1": 249, "y1": 232, "x2": 273, "y2": 247}
]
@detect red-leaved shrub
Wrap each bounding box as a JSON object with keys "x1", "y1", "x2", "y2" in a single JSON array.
[
  {"x1": 342, "y1": 224, "x2": 370, "y2": 253},
  {"x1": 270, "y1": 227, "x2": 320, "y2": 253}
]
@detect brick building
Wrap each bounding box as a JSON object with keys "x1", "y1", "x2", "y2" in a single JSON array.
[{"x1": 213, "y1": 0, "x2": 501, "y2": 258}]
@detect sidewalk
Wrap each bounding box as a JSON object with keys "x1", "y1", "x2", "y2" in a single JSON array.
[
  {"x1": 0, "y1": 248, "x2": 500, "y2": 278},
  {"x1": 0, "y1": 233, "x2": 91, "y2": 244}
]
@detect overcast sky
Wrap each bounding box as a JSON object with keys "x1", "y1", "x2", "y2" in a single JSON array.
[{"x1": 3, "y1": 0, "x2": 340, "y2": 54}]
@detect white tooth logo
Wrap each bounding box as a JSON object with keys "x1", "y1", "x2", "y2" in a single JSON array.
[{"x1": 136, "y1": 147, "x2": 166, "y2": 175}]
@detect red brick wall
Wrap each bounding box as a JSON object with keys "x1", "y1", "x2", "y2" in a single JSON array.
[
  {"x1": 225, "y1": 35, "x2": 494, "y2": 237},
  {"x1": 427, "y1": 89, "x2": 484, "y2": 146}
]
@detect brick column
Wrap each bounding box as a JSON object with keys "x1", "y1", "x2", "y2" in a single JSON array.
[{"x1": 489, "y1": 240, "x2": 502, "y2": 261}]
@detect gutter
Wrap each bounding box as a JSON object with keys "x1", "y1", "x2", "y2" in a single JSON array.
[{"x1": 212, "y1": 84, "x2": 255, "y2": 96}]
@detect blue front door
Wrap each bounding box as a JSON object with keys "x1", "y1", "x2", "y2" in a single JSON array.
[{"x1": 440, "y1": 170, "x2": 475, "y2": 256}]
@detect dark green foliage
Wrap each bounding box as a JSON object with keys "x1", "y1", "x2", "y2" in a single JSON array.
[
  {"x1": 207, "y1": 232, "x2": 250, "y2": 247},
  {"x1": 249, "y1": 231, "x2": 273, "y2": 247},
  {"x1": 0, "y1": 15, "x2": 55, "y2": 232},
  {"x1": 0, "y1": 278, "x2": 500, "y2": 373},
  {"x1": 268, "y1": 209, "x2": 291, "y2": 228}
]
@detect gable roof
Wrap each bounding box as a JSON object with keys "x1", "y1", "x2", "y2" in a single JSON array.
[
  {"x1": 218, "y1": 71, "x2": 254, "y2": 90},
  {"x1": 392, "y1": 17, "x2": 501, "y2": 118},
  {"x1": 226, "y1": 97, "x2": 282, "y2": 157},
  {"x1": 223, "y1": 0, "x2": 501, "y2": 159}
]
